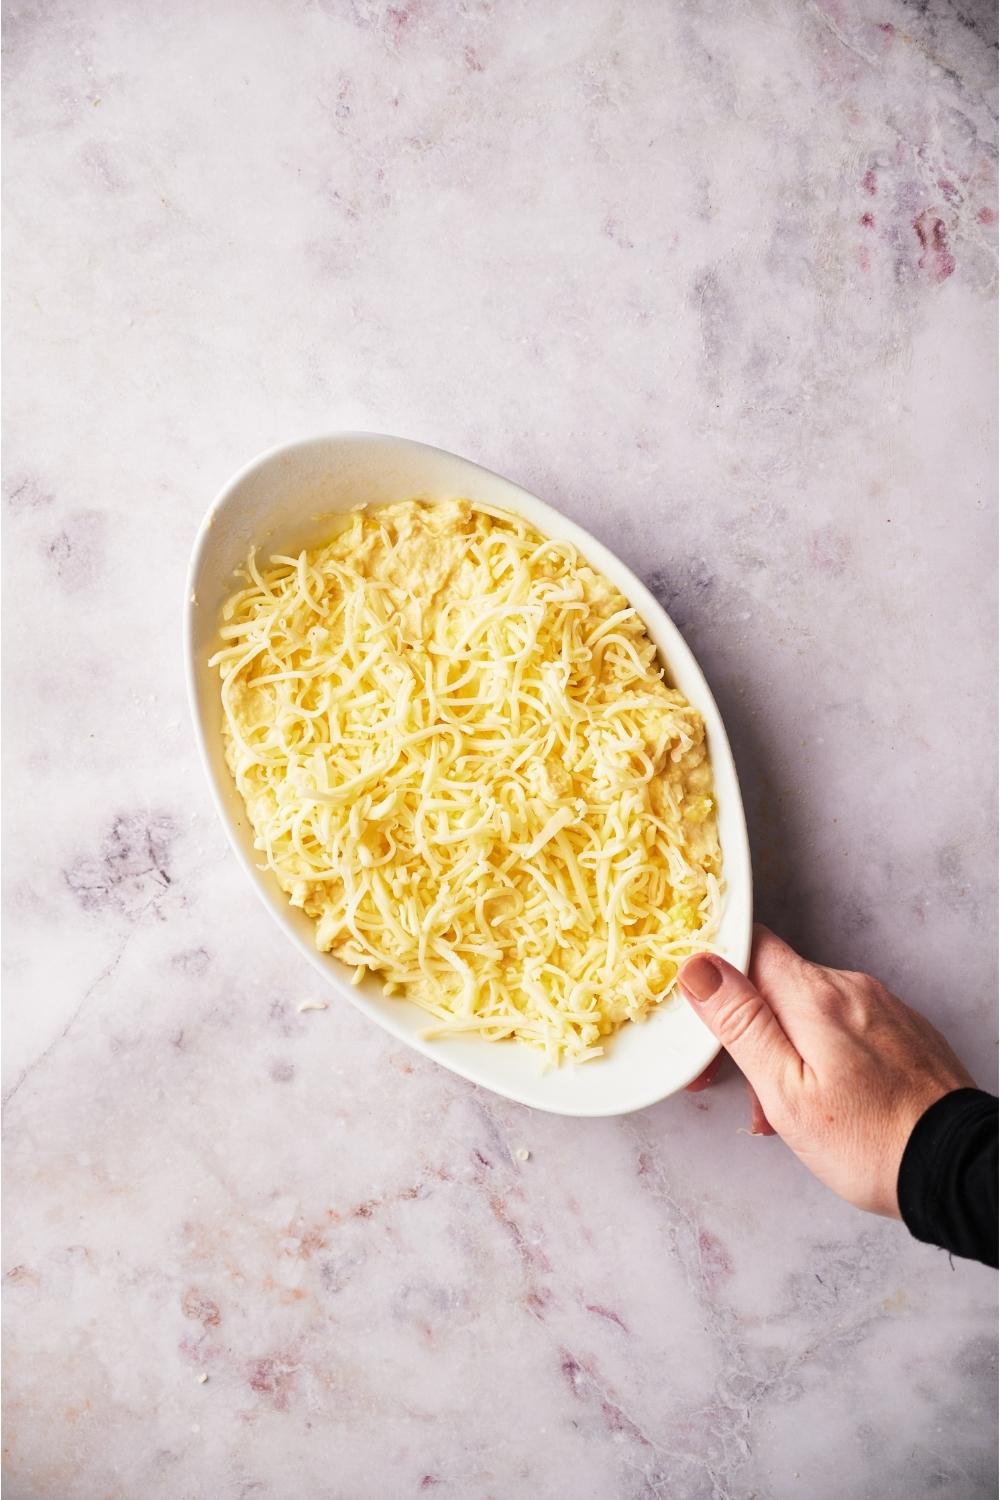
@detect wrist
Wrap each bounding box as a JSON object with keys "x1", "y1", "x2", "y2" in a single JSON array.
[{"x1": 890, "y1": 1082, "x2": 975, "y2": 1216}]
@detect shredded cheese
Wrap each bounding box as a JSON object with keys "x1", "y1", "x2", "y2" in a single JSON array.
[{"x1": 210, "y1": 499, "x2": 722, "y2": 1065}]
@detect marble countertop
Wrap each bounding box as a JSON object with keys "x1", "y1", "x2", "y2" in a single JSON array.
[{"x1": 4, "y1": 1, "x2": 998, "y2": 1496}]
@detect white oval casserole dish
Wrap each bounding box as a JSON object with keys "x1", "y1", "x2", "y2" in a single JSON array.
[{"x1": 185, "y1": 433, "x2": 752, "y2": 1116}]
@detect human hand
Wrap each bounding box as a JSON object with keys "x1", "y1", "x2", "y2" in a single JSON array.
[{"x1": 678, "y1": 925, "x2": 975, "y2": 1217}]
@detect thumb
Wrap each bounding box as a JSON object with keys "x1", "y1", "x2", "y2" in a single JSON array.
[{"x1": 678, "y1": 952, "x2": 800, "y2": 1090}]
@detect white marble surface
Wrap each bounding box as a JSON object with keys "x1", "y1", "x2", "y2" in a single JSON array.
[{"x1": 3, "y1": 1, "x2": 998, "y2": 1496}]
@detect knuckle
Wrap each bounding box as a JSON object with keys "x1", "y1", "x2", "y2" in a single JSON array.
[
  {"x1": 714, "y1": 990, "x2": 768, "y2": 1050},
  {"x1": 866, "y1": 977, "x2": 892, "y2": 1006},
  {"x1": 839, "y1": 971, "x2": 892, "y2": 1029},
  {"x1": 841, "y1": 968, "x2": 887, "y2": 1001},
  {"x1": 810, "y1": 979, "x2": 843, "y2": 1016}
]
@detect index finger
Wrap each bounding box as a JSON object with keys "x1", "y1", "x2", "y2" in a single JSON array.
[{"x1": 749, "y1": 923, "x2": 836, "y2": 1055}]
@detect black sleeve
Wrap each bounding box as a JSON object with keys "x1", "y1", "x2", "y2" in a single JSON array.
[{"x1": 897, "y1": 1088, "x2": 998, "y2": 1268}]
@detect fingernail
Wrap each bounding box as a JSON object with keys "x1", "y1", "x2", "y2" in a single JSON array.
[{"x1": 680, "y1": 955, "x2": 722, "y2": 1001}]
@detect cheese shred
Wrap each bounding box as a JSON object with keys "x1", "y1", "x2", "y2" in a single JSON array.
[{"x1": 211, "y1": 499, "x2": 722, "y2": 1065}]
